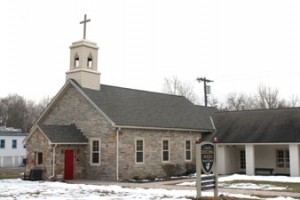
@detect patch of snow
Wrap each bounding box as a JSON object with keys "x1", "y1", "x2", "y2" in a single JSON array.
[
  {"x1": 264, "y1": 197, "x2": 297, "y2": 200},
  {"x1": 0, "y1": 178, "x2": 197, "y2": 200},
  {"x1": 219, "y1": 174, "x2": 300, "y2": 183},
  {"x1": 223, "y1": 183, "x2": 287, "y2": 191}
]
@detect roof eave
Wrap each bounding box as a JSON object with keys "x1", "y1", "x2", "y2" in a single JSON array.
[
  {"x1": 70, "y1": 80, "x2": 116, "y2": 126},
  {"x1": 114, "y1": 124, "x2": 214, "y2": 133},
  {"x1": 50, "y1": 142, "x2": 88, "y2": 145}
]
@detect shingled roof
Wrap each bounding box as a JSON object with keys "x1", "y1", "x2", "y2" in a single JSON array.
[
  {"x1": 212, "y1": 108, "x2": 300, "y2": 143},
  {"x1": 0, "y1": 130, "x2": 26, "y2": 137},
  {"x1": 39, "y1": 124, "x2": 88, "y2": 144},
  {"x1": 79, "y1": 83, "x2": 216, "y2": 131}
]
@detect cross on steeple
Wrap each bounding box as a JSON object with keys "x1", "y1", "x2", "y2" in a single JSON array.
[{"x1": 80, "y1": 14, "x2": 91, "y2": 39}]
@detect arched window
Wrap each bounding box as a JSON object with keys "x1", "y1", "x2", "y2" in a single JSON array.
[
  {"x1": 87, "y1": 53, "x2": 93, "y2": 68},
  {"x1": 74, "y1": 53, "x2": 80, "y2": 68}
]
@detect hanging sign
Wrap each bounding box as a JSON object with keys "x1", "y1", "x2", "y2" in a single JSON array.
[{"x1": 201, "y1": 142, "x2": 215, "y2": 175}]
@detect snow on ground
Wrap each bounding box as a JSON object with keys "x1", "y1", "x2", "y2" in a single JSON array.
[
  {"x1": 220, "y1": 182, "x2": 288, "y2": 191},
  {"x1": 219, "y1": 174, "x2": 300, "y2": 183},
  {"x1": 0, "y1": 175, "x2": 299, "y2": 200},
  {"x1": 178, "y1": 174, "x2": 300, "y2": 188},
  {"x1": 0, "y1": 178, "x2": 259, "y2": 200},
  {"x1": 1, "y1": 178, "x2": 195, "y2": 200}
]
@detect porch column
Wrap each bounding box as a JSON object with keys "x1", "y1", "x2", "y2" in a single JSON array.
[
  {"x1": 289, "y1": 144, "x2": 300, "y2": 177},
  {"x1": 245, "y1": 144, "x2": 255, "y2": 175},
  {"x1": 217, "y1": 145, "x2": 226, "y2": 174}
]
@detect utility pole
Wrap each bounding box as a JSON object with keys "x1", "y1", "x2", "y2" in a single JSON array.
[{"x1": 196, "y1": 77, "x2": 214, "y2": 107}]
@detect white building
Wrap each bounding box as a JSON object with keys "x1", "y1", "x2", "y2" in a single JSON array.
[
  {"x1": 212, "y1": 108, "x2": 300, "y2": 177},
  {"x1": 0, "y1": 127, "x2": 26, "y2": 167}
]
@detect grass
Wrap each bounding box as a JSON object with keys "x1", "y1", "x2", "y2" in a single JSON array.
[{"x1": 0, "y1": 173, "x2": 23, "y2": 179}]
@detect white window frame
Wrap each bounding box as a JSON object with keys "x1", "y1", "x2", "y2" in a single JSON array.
[
  {"x1": 35, "y1": 152, "x2": 43, "y2": 165},
  {"x1": 240, "y1": 149, "x2": 246, "y2": 169},
  {"x1": 162, "y1": 139, "x2": 170, "y2": 162},
  {"x1": 90, "y1": 138, "x2": 101, "y2": 166},
  {"x1": 135, "y1": 138, "x2": 144, "y2": 164},
  {"x1": 276, "y1": 149, "x2": 290, "y2": 168},
  {"x1": 185, "y1": 140, "x2": 192, "y2": 161}
]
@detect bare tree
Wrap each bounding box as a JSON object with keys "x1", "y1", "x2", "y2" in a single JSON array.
[
  {"x1": 1, "y1": 94, "x2": 27, "y2": 131},
  {"x1": 226, "y1": 93, "x2": 246, "y2": 110},
  {"x1": 224, "y1": 84, "x2": 299, "y2": 111},
  {"x1": 162, "y1": 76, "x2": 197, "y2": 103},
  {"x1": 0, "y1": 94, "x2": 52, "y2": 132},
  {"x1": 256, "y1": 84, "x2": 279, "y2": 109},
  {"x1": 288, "y1": 95, "x2": 299, "y2": 107}
]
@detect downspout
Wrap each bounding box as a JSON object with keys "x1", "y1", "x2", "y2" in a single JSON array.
[
  {"x1": 116, "y1": 128, "x2": 121, "y2": 181},
  {"x1": 48, "y1": 144, "x2": 57, "y2": 179}
]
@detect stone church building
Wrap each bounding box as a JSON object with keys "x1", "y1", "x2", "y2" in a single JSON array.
[{"x1": 23, "y1": 19, "x2": 216, "y2": 180}]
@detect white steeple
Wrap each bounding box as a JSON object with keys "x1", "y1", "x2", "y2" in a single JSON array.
[{"x1": 65, "y1": 15, "x2": 101, "y2": 90}]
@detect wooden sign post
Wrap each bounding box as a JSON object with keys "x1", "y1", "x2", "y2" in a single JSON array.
[{"x1": 196, "y1": 140, "x2": 218, "y2": 199}]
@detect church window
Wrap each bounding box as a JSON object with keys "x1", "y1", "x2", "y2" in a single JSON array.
[
  {"x1": 36, "y1": 152, "x2": 43, "y2": 165},
  {"x1": 135, "y1": 139, "x2": 144, "y2": 164},
  {"x1": 90, "y1": 138, "x2": 101, "y2": 165},
  {"x1": 87, "y1": 54, "x2": 93, "y2": 68},
  {"x1": 240, "y1": 150, "x2": 246, "y2": 169},
  {"x1": 74, "y1": 54, "x2": 80, "y2": 68},
  {"x1": 276, "y1": 149, "x2": 289, "y2": 168},
  {"x1": 185, "y1": 140, "x2": 192, "y2": 161},
  {"x1": 162, "y1": 140, "x2": 170, "y2": 162}
]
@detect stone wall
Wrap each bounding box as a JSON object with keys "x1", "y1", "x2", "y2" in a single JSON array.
[
  {"x1": 25, "y1": 129, "x2": 52, "y2": 179},
  {"x1": 42, "y1": 86, "x2": 117, "y2": 180},
  {"x1": 54, "y1": 145, "x2": 86, "y2": 179},
  {"x1": 118, "y1": 129, "x2": 201, "y2": 180},
  {"x1": 28, "y1": 85, "x2": 204, "y2": 181}
]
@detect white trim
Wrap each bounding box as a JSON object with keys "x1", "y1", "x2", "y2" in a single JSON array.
[
  {"x1": 31, "y1": 79, "x2": 115, "y2": 130},
  {"x1": 50, "y1": 142, "x2": 88, "y2": 145},
  {"x1": 275, "y1": 148, "x2": 290, "y2": 169},
  {"x1": 218, "y1": 143, "x2": 300, "y2": 146},
  {"x1": 89, "y1": 138, "x2": 101, "y2": 166},
  {"x1": 35, "y1": 151, "x2": 43, "y2": 165},
  {"x1": 185, "y1": 140, "x2": 192, "y2": 162},
  {"x1": 116, "y1": 128, "x2": 120, "y2": 180},
  {"x1": 31, "y1": 80, "x2": 74, "y2": 128},
  {"x1": 162, "y1": 139, "x2": 170, "y2": 162},
  {"x1": 23, "y1": 126, "x2": 51, "y2": 145},
  {"x1": 239, "y1": 149, "x2": 246, "y2": 171},
  {"x1": 135, "y1": 138, "x2": 144, "y2": 164},
  {"x1": 70, "y1": 80, "x2": 115, "y2": 126},
  {"x1": 209, "y1": 116, "x2": 216, "y2": 130},
  {"x1": 114, "y1": 125, "x2": 213, "y2": 133}
]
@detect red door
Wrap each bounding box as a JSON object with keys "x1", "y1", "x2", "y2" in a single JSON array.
[{"x1": 64, "y1": 150, "x2": 74, "y2": 180}]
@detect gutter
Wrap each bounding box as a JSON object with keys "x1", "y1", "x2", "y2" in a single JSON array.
[
  {"x1": 48, "y1": 144, "x2": 57, "y2": 180},
  {"x1": 116, "y1": 128, "x2": 121, "y2": 180},
  {"x1": 113, "y1": 125, "x2": 214, "y2": 133}
]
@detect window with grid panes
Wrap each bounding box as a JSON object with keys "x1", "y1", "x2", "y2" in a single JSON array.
[
  {"x1": 185, "y1": 140, "x2": 191, "y2": 161},
  {"x1": 276, "y1": 149, "x2": 289, "y2": 168},
  {"x1": 136, "y1": 140, "x2": 144, "y2": 163},
  {"x1": 162, "y1": 140, "x2": 169, "y2": 161}
]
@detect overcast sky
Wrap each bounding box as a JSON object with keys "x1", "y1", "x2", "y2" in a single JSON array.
[{"x1": 1, "y1": 0, "x2": 300, "y2": 105}]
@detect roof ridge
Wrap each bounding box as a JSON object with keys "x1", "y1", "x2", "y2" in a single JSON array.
[
  {"x1": 86, "y1": 84, "x2": 187, "y2": 99},
  {"x1": 215, "y1": 107, "x2": 300, "y2": 114}
]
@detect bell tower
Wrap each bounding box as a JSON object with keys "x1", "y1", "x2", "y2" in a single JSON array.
[{"x1": 66, "y1": 15, "x2": 100, "y2": 90}]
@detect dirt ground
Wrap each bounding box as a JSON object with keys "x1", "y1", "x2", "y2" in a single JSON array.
[{"x1": 0, "y1": 166, "x2": 25, "y2": 178}]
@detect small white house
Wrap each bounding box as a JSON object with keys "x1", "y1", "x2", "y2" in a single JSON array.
[
  {"x1": 212, "y1": 108, "x2": 300, "y2": 177},
  {"x1": 0, "y1": 127, "x2": 26, "y2": 167}
]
